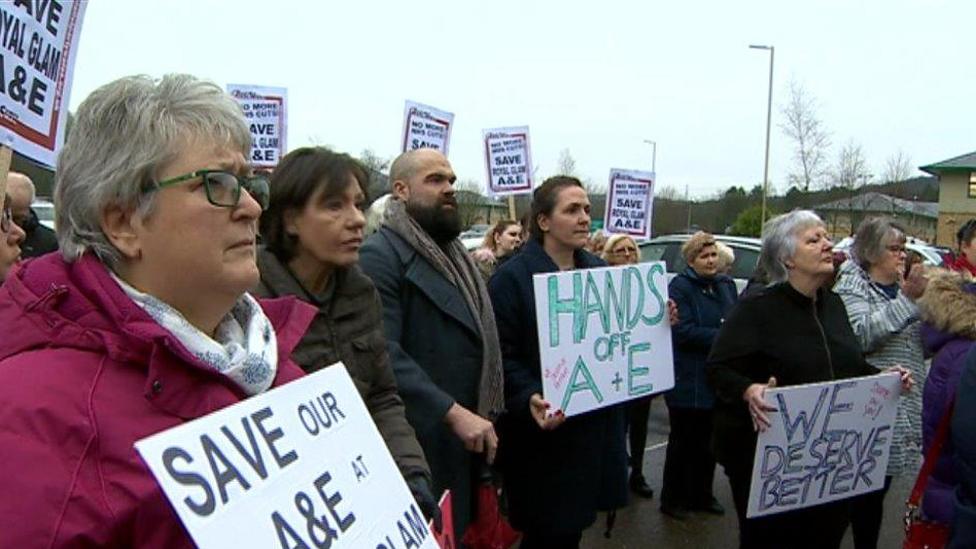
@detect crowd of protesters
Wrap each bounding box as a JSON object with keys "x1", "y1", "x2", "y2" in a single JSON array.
[{"x1": 0, "y1": 73, "x2": 974, "y2": 549}]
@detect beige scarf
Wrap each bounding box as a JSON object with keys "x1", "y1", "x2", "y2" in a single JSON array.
[{"x1": 384, "y1": 199, "x2": 504, "y2": 420}]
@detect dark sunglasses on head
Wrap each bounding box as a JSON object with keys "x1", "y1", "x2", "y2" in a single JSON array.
[{"x1": 151, "y1": 170, "x2": 270, "y2": 210}]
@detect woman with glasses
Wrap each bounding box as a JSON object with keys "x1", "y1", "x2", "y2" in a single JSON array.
[
  {"x1": 0, "y1": 193, "x2": 26, "y2": 283},
  {"x1": 0, "y1": 74, "x2": 318, "y2": 547},
  {"x1": 659, "y1": 232, "x2": 736, "y2": 519},
  {"x1": 250, "y1": 146, "x2": 435, "y2": 520},
  {"x1": 833, "y1": 217, "x2": 926, "y2": 549},
  {"x1": 601, "y1": 234, "x2": 657, "y2": 499}
]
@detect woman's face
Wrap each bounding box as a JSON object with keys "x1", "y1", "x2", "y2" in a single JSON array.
[
  {"x1": 606, "y1": 238, "x2": 639, "y2": 266},
  {"x1": 873, "y1": 233, "x2": 906, "y2": 282},
  {"x1": 288, "y1": 176, "x2": 366, "y2": 270},
  {"x1": 690, "y1": 244, "x2": 719, "y2": 277},
  {"x1": 0, "y1": 205, "x2": 26, "y2": 282},
  {"x1": 539, "y1": 186, "x2": 591, "y2": 251},
  {"x1": 118, "y1": 139, "x2": 262, "y2": 307},
  {"x1": 494, "y1": 224, "x2": 522, "y2": 256},
  {"x1": 962, "y1": 237, "x2": 976, "y2": 265},
  {"x1": 788, "y1": 224, "x2": 835, "y2": 281}
]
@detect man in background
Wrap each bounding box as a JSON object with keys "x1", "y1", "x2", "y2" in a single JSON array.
[{"x1": 7, "y1": 172, "x2": 57, "y2": 257}]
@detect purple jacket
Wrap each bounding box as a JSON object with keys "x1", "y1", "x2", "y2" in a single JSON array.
[
  {"x1": 916, "y1": 270, "x2": 976, "y2": 525},
  {"x1": 0, "y1": 254, "x2": 316, "y2": 547}
]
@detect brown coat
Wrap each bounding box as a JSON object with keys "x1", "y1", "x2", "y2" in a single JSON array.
[{"x1": 252, "y1": 249, "x2": 430, "y2": 480}]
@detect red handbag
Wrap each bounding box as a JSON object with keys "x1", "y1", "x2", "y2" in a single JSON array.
[
  {"x1": 903, "y1": 400, "x2": 954, "y2": 549},
  {"x1": 462, "y1": 483, "x2": 521, "y2": 549}
]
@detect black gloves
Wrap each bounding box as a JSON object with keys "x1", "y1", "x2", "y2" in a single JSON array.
[{"x1": 405, "y1": 472, "x2": 442, "y2": 532}]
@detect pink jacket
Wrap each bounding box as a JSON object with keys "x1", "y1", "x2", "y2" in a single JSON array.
[{"x1": 0, "y1": 254, "x2": 316, "y2": 548}]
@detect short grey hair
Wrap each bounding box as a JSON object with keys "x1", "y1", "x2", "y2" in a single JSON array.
[
  {"x1": 852, "y1": 217, "x2": 905, "y2": 269},
  {"x1": 54, "y1": 74, "x2": 251, "y2": 264},
  {"x1": 759, "y1": 209, "x2": 826, "y2": 284}
]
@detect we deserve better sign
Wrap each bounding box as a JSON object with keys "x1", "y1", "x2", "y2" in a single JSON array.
[
  {"x1": 136, "y1": 364, "x2": 437, "y2": 549},
  {"x1": 747, "y1": 373, "x2": 900, "y2": 518}
]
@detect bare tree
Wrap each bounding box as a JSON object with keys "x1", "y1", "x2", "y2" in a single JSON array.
[
  {"x1": 656, "y1": 185, "x2": 681, "y2": 201},
  {"x1": 359, "y1": 148, "x2": 391, "y2": 174},
  {"x1": 834, "y1": 140, "x2": 870, "y2": 190},
  {"x1": 453, "y1": 179, "x2": 489, "y2": 228},
  {"x1": 556, "y1": 148, "x2": 578, "y2": 176},
  {"x1": 779, "y1": 79, "x2": 831, "y2": 191},
  {"x1": 881, "y1": 150, "x2": 914, "y2": 184}
]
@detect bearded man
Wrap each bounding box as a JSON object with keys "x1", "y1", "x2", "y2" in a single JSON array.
[{"x1": 359, "y1": 149, "x2": 504, "y2": 539}]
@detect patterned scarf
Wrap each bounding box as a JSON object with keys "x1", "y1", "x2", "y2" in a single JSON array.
[
  {"x1": 384, "y1": 199, "x2": 504, "y2": 419},
  {"x1": 112, "y1": 274, "x2": 278, "y2": 395}
]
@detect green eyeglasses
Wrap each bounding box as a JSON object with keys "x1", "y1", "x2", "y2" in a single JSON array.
[{"x1": 152, "y1": 170, "x2": 270, "y2": 210}]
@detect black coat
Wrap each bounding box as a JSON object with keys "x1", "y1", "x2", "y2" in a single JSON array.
[
  {"x1": 706, "y1": 282, "x2": 879, "y2": 466},
  {"x1": 949, "y1": 346, "x2": 976, "y2": 548},
  {"x1": 359, "y1": 227, "x2": 484, "y2": 537},
  {"x1": 19, "y1": 209, "x2": 58, "y2": 258},
  {"x1": 488, "y1": 239, "x2": 628, "y2": 535},
  {"x1": 251, "y1": 249, "x2": 429, "y2": 481}
]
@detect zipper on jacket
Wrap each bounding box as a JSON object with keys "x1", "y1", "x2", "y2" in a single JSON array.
[{"x1": 811, "y1": 300, "x2": 836, "y2": 379}]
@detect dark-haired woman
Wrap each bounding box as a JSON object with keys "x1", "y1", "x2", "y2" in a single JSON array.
[
  {"x1": 488, "y1": 176, "x2": 628, "y2": 548},
  {"x1": 251, "y1": 147, "x2": 436, "y2": 518},
  {"x1": 951, "y1": 218, "x2": 976, "y2": 276}
]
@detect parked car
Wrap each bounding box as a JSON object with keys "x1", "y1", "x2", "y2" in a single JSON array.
[
  {"x1": 833, "y1": 236, "x2": 944, "y2": 267},
  {"x1": 460, "y1": 224, "x2": 490, "y2": 251},
  {"x1": 32, "y1": 199, "x2": 55, "y2": 230},
  {"x1": 638, "y1": 234, "x2": 762, "y2": 292}
]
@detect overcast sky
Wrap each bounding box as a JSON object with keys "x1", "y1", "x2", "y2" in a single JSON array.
[{"x1": 67, "y1": 0, "x2": 974, "y2": 199}]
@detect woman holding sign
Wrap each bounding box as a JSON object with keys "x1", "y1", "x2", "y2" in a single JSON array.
[
  {"x1": 0, "y1": 75, "x2": 318, "y2": 547},
  {"x1": 252, "y1": 146, "x2": 436, "y2": 520},
  {"x1": 707, "y1": 210, "x2": 911, "y2": 549},
  {"x1": 488, "y1": 176, "x2": 628, "y2": 548}
]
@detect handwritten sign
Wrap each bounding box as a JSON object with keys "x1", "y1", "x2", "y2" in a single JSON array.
[
  {"x1": 605, "y1": 169, "x2": 654, "y2": 239},
  {"x1": 0, "y1": 0, "x2": 86, "y2": 167},
  {"x1": 747, "y1": 373, "x2": 901, "y2": 518},
  {"x1": 401, "y1": 100, "x2": 453, "y2": 155},
  {"x1": 483, "y1": 126, "x2": 533, "y2": 196},
  {"x1": 533, "y1": 263, "x2": 674, "y2": 417},
  {"x1": 226, "y1": 84, "x2": 287, "y2": 168},
  {"x1": 135, "y1": 364, "x2": 437, "y2": 549}
]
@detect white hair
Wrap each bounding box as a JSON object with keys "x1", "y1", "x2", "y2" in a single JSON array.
[
  {"x1": 759, "y1": 210, "x2": 826, "y2": 284},
  {"x1": 54, "y1": 74, "x2": 251, "y2": 265}
]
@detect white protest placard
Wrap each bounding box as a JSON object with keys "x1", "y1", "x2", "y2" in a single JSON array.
[
  {"x1": 605, "y1": 169, "x2": 655, "y2": 240},
  {"x1": 227, "y1": 84, "x2": 287, "y2": 168},
  {"x1": 747, "y1": 373, "x2": 901, "y2": 518},
  {"x1": 135, "y1": 364, "x2": 437, "y2": 549},
  {"x1": 0, "y1": 0, "x2": 86, "y2": 167},
  {"x1": 533, "y1": 262, "x2": 674, "y2": 417},
  {"x1": 483, "y1": 126, "x2": 533, "y2": 196},
  {"x1": 401, "y1": 100, "x2": 453, "y2": 155}
]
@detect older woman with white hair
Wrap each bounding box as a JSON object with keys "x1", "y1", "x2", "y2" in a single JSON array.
[
  {"x1": 833, "y1": 217, "x2": 926, "y2": 549},
  {"x1": 0, "y1": 74, "x2": 316, "y2": 547},
  {"x1": 706, "y1": 210, "x2": 912, "y2": 549}
]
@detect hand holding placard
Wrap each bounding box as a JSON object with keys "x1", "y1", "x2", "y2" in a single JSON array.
[
  {"x1": 743, "y1": 376, "x2": 778, "y2": 432},
  {"x1": 529, "y1": 393, "x2": 565, "y2": 430}
]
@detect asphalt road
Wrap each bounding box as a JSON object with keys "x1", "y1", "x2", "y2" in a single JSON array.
[{"x1": 577, "y1": 398, "x2": 914, "y2": 548}]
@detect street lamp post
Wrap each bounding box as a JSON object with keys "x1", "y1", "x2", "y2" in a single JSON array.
[
  {"x1": 643, "y1": 139, "x2": 657, "y2": 173},
  {"x1": 750, "y1": 44, "x2": 774, "y2": 230}
]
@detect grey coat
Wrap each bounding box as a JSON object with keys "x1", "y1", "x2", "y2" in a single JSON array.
[
  {"x1": 252, "y1": 249, "x2": 430, "y2": 481},
  {"x1": 833, "y1": 259, "x2": 924, "y2": 477},
  {"x1": 359, "y1": 226, "x2": 486, "y2": 538}
]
